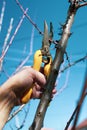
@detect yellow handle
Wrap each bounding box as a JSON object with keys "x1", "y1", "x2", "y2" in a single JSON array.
[
  {"x1": 21, "y1": 50, "x2": 42, "y2": 104},
  {"x1": 21, "y1": 88, "x2": 33, "y2": 104},
  {"x1": 44, "y1": 56, "x2": 52, "y2": 77}
]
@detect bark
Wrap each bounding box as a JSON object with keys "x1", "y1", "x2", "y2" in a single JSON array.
[{"x1": 29, "y1": 4, "x2": 78, "y2": 130}]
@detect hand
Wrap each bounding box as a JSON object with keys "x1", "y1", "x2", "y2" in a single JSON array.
[
  {"x1": 1, "y1": 66, "x2": 56, "y2": 105},
  {"x1": 0, "y1": 66, "x2": 57, "y2": 129},
  {"x1": 1, "y1": 66, "x2": 46, "y2": 104}
]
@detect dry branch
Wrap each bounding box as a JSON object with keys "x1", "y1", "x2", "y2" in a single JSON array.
[
  {"x1": 0, "y1": 1, "x2": 6, "y2": 32},
  {"x1": 16, "y1": 0, "x2": 43, "y2": 35},
  {"x1": 29, "y1": 1, "x2": 87, "y2": 130},
  {"x1": 64, "y1": 65, "x2": 87, "y2": 130},
  {"x1": 12, "y1": 24, "x2": 35, "y2": 75},
  {"x1": 64, "y1": 76, "x2": 87, "y2": 130},
  {"x1": 29, "y1": 3, "x2": 78, "y2": 130},
  {"x1": 7, "y1": 104, "x2": 25, "y2": 122},
  {"x1": 0, "y1": 8, "x2": 28, "y2": 63},
  {"x1": 71, "y1": 66, "x2": 87, "y2": 130},
  {"x1": 60, "y1": 55, "x2": 87, "y2": 73}
]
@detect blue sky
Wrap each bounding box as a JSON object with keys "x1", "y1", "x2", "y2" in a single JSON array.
[{"x1": 0, "y1": 0, "x2": 87, "y2": 130}]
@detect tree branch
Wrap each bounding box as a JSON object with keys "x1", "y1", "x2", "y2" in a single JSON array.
[
  {"x1": 71, "y1": 66, "x2": 87, "y2": 130},
  {"x1": 7, "y1": 104, "x2": 25, "y2": 122},
  {"x1": 15, "y1": 0, "x2": 43, "y2": 35},
  {"x1": 60, "y1": 55, "x2": 87, "y2": 73},
  {"x1": 29, "y1": 3, "x2": 78, "y2": 130},
  {"x1": 0, "y1": 8, "x2": 28, "y2": 63}
]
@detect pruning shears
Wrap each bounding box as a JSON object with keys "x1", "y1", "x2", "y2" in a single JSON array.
[{"x1": 21, "y1": 21, "x2": 53, "y2": 104}]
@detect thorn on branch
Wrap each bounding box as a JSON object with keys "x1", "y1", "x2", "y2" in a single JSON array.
[
  {"x1": 59, "y1": 23, "x2": 66, "y2": 30},
  {"x1": 58, "y1": 23, "x2": 66, "y2": 36},
  {"x1": 65, "y1": 51, "x2": 71, "y2": 65},
  {"x1": 58, "y1": 32, "x2": 63, "y2": 36},
  {"x1": 69, "y1": 32, "x2": 73, "y2": 37},
  {"x1": 55, "y1": 40, "x2": 62, "y2": 49},
  {"x1": 58, "y1": 23, "x2": 73, "y2": 37}
]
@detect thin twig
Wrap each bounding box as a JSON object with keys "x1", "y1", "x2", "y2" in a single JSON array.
[
  {"x1": 60, "y1": 55, "x2": 87, "y2": 73},
  {"x1": 64, "y1": 93, "x2": 87, "y2": 130},
  {"x1": 64, "y1": 63, "x2": 87, "y2": 130},
  {"x1": 15, "y1": 103, "x2": 30, "y2": 130},
  {"x1": 77, "y1": 1, "x2": 87, "y2": 8},
  {"x1": 12, "y1": 22, "x2": 35, "y2": 75},
  {"x1": 0, "y1": 18, "x2": 14, "y2": 71},
  {"x1": 16, "y1": 0, "x2": 43, "y2": 35},
  {"x1": 71, "y1": 66, "x2": 87, "y2": 130},
  {"x1": 55, "y1": 68, "x2": 70, "y2": 96},
  {"x1": 0, "y1": 8, "x2": 28, "y2": 62},
  {"x1": 7, "y1": 104, "x2": 25, "y2": 122},
  {"x1": 2, "y1": 18, "x2": 14, "y2": 52},
  {"x1": 0, "y1": 1, "x2": 6, "y2": 32}
]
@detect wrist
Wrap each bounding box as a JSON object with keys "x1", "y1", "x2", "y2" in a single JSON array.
[{"x1": 0, "y1": 88, "x2": 16, "y2": 129}]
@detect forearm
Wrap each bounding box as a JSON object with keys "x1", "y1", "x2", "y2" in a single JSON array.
[
  {"x1": 0, "y1": 71, "x2": 29, "y2": 130},
  {"x1": 0, "y1": 88, "x2": 16, "y2": 130}
]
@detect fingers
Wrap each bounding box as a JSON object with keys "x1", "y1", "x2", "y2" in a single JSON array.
[
  {"x1": 52, "y1": 88, "x2": 57, "y2": 94},
  {"x1": 34, "y1": 83, "x2": 45, "y2": 91},
  {"x1": 17, "y1": 66, "x2": 56, "y2": 99},
  {"x1": 31, "y1": 69, "x2": 46, "y2": 87},
  {"x1": 18, "y1": 66, "x2": 46, "y2": 88},
  {"x1": 32, "y1": 83, "x2": 57, "y2": 99},
  {"x1": 31, "y1": 83, "x2": 45, "y2": 99}
]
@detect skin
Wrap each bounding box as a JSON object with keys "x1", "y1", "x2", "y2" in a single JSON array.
[{"x1": 0, "y1": 66, "x2": 56, "y2": 129}]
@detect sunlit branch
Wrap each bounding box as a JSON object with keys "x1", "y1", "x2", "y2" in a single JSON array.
[
  {"x1": 0, "y1": 18, "x2": 14, "y2": 71},
  {"x1": 15, "y1": 115, "x2": 20, "y2": 129},
  {"x1": 2, "y1": 18, "x2": 14, "y2": 52},
  {"x1": 15, "y1": 103, "x2": 30, "y2": 130},
  {"x1": 7, "y1": 104, "x2": 25, "y2": 122},
  {"x1": 29, "y1": 2, "x2": 78, "y2": 130},
  {"x1": 7, "y1": 103, "x2": 30, "y2": 128},
  {"x1": 12, "y1": 22, "x2": 35, "y2": 74},
  {"x1": 0, "y1": 1, "x2": 6, "y2": 32},
  {"x1": 0, "y1": 8, "x2": 28, "y2": 65},
  {"x1": 55, "y1": 68, "x2": 70, "y2": 96}
]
